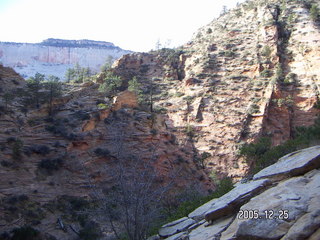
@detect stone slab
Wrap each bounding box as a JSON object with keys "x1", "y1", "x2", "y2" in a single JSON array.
[
  {"x1": 253, "y1": 145, "x2": 320, "y2": 181},
  {"x1": 188, "y1": 216, "x2": 234, "y2": 240},
  {"x1": 188, "y1": 179, "x2": 270, "y2": 221},
  {"x1": 159, "y1": 218, "x2": 196, "y2": 237}
]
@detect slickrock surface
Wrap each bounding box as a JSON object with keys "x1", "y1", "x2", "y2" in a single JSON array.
[{"x1": 156, "y1": 146, "x2": 320, "y2": 240}]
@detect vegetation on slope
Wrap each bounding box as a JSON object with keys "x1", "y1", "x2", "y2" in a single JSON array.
[{"x1": 240, "y1": 115, "x2": 320, "y2": 173}]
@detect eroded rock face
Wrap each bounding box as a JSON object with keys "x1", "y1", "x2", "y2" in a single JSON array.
[
  {"x1": 111, "y1": 0, "x2": 320, "y2": 180},
  {"x1": 0, "y1": 68, "x2": 211, "y2": 239},
  {"x1": 0, "y1": 64, "x2": 25, "y2": 91},
  {"x1": 112, "y1": 90, "x2": 138, "y2": 110},
  {"x1": 157, "y1": 146, "x2": 320, "y2": 240}
]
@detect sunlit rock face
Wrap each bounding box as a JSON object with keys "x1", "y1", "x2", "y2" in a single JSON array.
[
  {"x1": 0, "y1": 38, "x2": 132, "y2": 79},
  {"x1": 111, "y1": 0, "x2": 320, "y2": 180}
]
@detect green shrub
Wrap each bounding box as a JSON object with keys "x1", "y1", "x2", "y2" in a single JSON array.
[
  {"x1": 195, "y1": 152, "x2": 211, "y2": 169},
  {"x1": 314, "y1": 99, "x2": 320, "y2": 109},
  {"x1": 240, "y1": 137, "x2": 271, "y2": 160},
  {"x1": 248, "y1": 103, "x2": 260, "y2": 114},
  {"x1": 240, "y1": 116, "x2": 320, "y2": 173},
  {"x1": 260, "y1": 69, "x2": 272, "y2": 78},
  {"x1": 97, "y1": 103, "x2": 109, "y2": 109},
  {"x1": 174, "y1": 92, "x2": 184, "y2": 97},
  {"x1": 275, "y1": 63, "x2": 284, "y2": 82},
  {"x1": 261, "y1": 45, "x2": 271, "y2": 57},
  {"x1": 283, "y1": 72, "x2": 297, "y2": 85},
  {"x1": 310, "y1": 4, "x2": 320, "y2": 21},
  {"x1": 185, "y1": 124, "x2": 195, "y2": 137},
  {"x1": 224, "y1": 50, "x2": 236, "y2": 58},
  {"x1": 163, "y1": 177, "x2": 233, "y2": 223},
  {"x1": 98, "y1": 72, "x2": 122, "y2": 95}
]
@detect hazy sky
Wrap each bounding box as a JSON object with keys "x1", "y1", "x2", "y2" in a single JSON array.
[{"x1": 0, "y1": 0, "x2": 245, "y2": 52}]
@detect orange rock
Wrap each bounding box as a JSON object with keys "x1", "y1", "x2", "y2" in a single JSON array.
[{"x1": 112, "y1": 90, "x2": 138, "y2": 111}]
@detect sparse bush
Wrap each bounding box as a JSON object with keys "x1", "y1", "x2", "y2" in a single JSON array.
[
  {"x1": 38, "y1": 158, "x2": 64, "y2": 174},
  {"x1": 73, "y1": 110, "x2": 90, "y2": 121},
  {"x1": 224, "y1": 50, "x2": 236, "y2": 58},
  {"x1": 240, "y1": 137, "x2": 271, "y2": 160},
  {"x1": 98, "y1": 72, "x2": 122, "y2": 95},
  {"x1": 248, "y1": 103, "x2": 260, "y2": 114},
  {"x1": 261, "y1": 45, "x2": 271, "y2": 57},
  {"x1": 310, "y1": 4, "x2": 320, "y2": 22},
  {"x1": 260, "y1": 69, "x2": 272, "y2": 78},
  {"x1": 11, "y1": 226, "x2": 41, "y2": 240},
  {"x1": 45, "y1": 118, "x2": 79, "y2": 140},
  {"x1": 313, "y1": 99, "x2": 320, "y2": 109},
  {"x1": 128, "y1": 76, "x2": 144, "y2": 103},
  {"x1": 240, "y1": 116, "x2": 320, "y2": 173},
  {"x1": 97, "y1": 103, "x2": 108, "y2": 110},
  {"x1": 11, "y1": 139, "x2": 23, "y2": 160},
  {"x1": 174, "y1": 92, "x2": 184, "y2": 97},
  {"x1": 79, "y1": 222, "x2": 101, "y2": 240},
  {"x1": 6, "y1": 137, "x2": 17, "y2": 143},
  {"x1": 185, "y1": 124, "x2": 195, "y2": 137},
  {"x1": 153, "y1": 106, "x2": 167, "y2": 114},
  {"x1": 195, "y1": 152, "x2": 211, "y2": 169},
  {"x1": 94, "y1": 148, "x2": 110, "y2": 157},
  {"x1": 275, "y1": 63, "x2": 284, "y2": 82},
  {"x1": 162, "y1": 176, "x2": 233, "y2": 223},
  {"x1": 1, "y1": 160, "x2": 13, "y2": 168},
  {"x1": 28, "y1": 145, "x2": 50, "y2": 155},
  {"x1": 283, "y1": 72, "x2": 297, "y2": 85},
  {"x1": 150, "y1": 129, "x2": 158, "y2": 135}
]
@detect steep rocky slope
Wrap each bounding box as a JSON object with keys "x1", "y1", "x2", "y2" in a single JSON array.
[
  {"x1": 153, "y1": 145, "x2": 320, "y2": 240},
  {"x1": 0, "y1": 64, "x2": 25, "y2": 91},
  {"x1": 0, "y1": 0, "x2": 320, "y2": 239},
  {"x1": 0, "y1": 64, "x2": 211, "y2": 240},
  {"x1": 111, "y1": 0, "x2": 320, "y2": 180},
  {"x1": 0, "y1": 39, "x2": 131, "y2": 79}
]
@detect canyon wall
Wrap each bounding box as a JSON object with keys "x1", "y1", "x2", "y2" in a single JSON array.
[
  {"x1": 0, "y1": 38, "x2": 131, "y2": 79},
  {"x1": 111, "y1": 0, "x2": 320, "y2": 180}
]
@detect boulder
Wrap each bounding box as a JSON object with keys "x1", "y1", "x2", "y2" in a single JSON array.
[
  {"x1": 188, "y1": 179, "x2": 270, "y2": 221},
  {"x1": 253, "y1": 145, "x2": 320, "y2": 181}
]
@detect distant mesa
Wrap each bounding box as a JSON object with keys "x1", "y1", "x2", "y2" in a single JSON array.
[
  {"x1": 40, "y1": 38, "x2": 117, "y2": 49},
  {"x1": 0, "y1": 38, "x2": 132, "y2": 79}
]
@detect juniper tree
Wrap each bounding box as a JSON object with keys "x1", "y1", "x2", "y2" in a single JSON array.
[{"x1": 44, "y1": 75, "x2": 62, "y2": 115}]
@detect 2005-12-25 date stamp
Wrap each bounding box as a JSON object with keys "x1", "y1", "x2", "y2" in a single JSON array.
[{"x1": 237, "y1": 209, "x2": 289, "y2": 220}]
